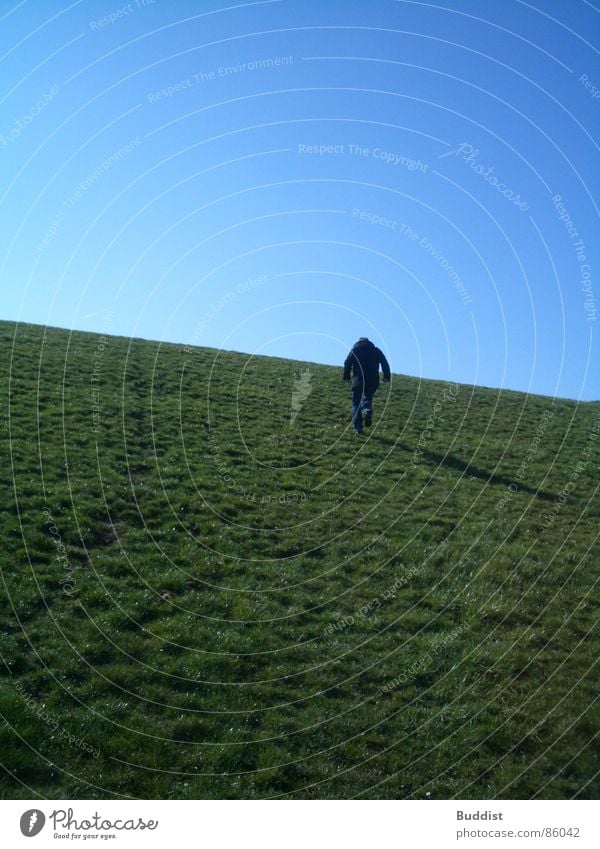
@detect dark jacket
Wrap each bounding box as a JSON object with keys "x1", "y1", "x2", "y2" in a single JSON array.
[{"x1": 343, "y1": 338, "x2": 390, "y2": 393}]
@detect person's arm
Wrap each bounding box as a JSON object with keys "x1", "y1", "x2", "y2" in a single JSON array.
[
  {"x1": 378, "y1": 348, "x2": 391, "y2": 382},
  {"x1": 342, "y1": 351, "x2": 354, "y2": 382}
]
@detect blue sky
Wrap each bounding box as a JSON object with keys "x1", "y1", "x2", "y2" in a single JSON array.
[{"x1": 1, "y1": 0, "x2": 598, "y2": 399}]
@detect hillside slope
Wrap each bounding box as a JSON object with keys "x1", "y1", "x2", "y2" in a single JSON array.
[{"x1": 0, "y1": 319, "x2": 598, "y2": 799}]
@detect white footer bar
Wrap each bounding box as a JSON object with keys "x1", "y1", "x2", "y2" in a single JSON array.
[{"x1": 0, "y1": 799, "x2": 597, "y2": 848}]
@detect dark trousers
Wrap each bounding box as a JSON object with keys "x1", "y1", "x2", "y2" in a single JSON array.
[{"x1": 351, "y1": 385, "x2": 374, "y2": 433}]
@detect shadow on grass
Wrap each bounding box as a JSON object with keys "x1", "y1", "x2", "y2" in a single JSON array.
[{"x1": 394, "y1": 441, "x2": 557, "y2": 502}]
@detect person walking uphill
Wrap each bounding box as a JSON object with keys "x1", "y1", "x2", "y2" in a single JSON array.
[{"x1": 343, "y1": 337, "x2": 390, "y2": 434}]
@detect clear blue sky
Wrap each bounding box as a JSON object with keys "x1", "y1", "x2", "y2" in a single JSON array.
[{"x1": 1, "y1": 0, "x2": 598, "y2": 399}]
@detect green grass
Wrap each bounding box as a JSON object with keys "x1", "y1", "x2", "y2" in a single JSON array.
[{"x1": 0, "y1": 319, "x2": 598, "y2": 799}]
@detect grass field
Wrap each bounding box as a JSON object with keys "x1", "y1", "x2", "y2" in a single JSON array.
[{"x1": 0, "y1": 319, "x2": 598, "y2": 800}]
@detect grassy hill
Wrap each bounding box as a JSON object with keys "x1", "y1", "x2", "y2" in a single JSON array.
[{"x1": 0, "y1": 319, "x2": 598, "y2": 800}]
